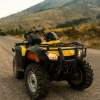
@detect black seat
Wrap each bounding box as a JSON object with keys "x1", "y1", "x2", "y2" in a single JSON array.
[{"x1": 44, "y1": 32, "x2": 58, "y2": 42}]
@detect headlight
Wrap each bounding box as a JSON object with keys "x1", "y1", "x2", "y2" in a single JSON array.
[
  {"x1": 77, "y1": 49, "x2": 86, "y2": 58},
  {"x1": 47, "y1": 53, "x2": 58, "y2": 61},
  {"x1": 77, "y1": 50, "x2": 82, "y2": 58}
]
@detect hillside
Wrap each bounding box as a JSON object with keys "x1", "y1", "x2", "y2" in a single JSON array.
[{"x1": 0, "y1": 0, "x2": 100, "y2": 31}]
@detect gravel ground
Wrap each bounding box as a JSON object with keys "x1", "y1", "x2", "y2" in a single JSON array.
[{"x1": 0, "y1": 36, "x2": 100, "y2": 100}]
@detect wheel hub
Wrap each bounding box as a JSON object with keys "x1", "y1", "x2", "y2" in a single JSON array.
[
  {"x1": 71, "y1": 69, "x2": 83, "y2": 84},
  {"x1": 28, "y1": 71, "x2": 38, "y2": 93}
]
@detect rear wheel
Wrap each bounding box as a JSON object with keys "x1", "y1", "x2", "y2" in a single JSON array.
[
  {"x1": 13, "y1": 56, "x2": 24, "y2": 79},
  {"x1": 68, "y1": 61, "x2": 93, "y2": 90},
  {"x1": 25, "y1": 63, "x2": 48, "y2": 100}
]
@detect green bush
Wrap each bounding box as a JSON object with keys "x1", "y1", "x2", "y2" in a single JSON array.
[{"x1": 0, "y1": 29, "x2": 7, "y2": 36}]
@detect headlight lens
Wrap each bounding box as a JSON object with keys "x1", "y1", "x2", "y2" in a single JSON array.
[
  {"x1": 47, "y1": 53, "x2": 58, "y2": 61},
  {"x1": 77, "y1": 50, "x2": 82, "y2": 58}
]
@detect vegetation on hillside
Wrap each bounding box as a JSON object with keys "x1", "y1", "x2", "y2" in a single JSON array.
[{"x1": 0, "y1": 23, "x2": 100, "y2": 49}]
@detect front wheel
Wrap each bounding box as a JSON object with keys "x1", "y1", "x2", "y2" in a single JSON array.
[
  {"x1": 68, "y1": 61, "x2": 94, "y2": 90},
  {"x1": 25, "y1": 63, "x2": 48, "y2": 100}
]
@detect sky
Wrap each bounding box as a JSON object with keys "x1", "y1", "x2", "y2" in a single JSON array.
[{"x1": 0, "y1": 0, "x2": 44, "y2": 18}]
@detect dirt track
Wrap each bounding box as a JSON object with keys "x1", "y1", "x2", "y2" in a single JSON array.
[{"x1": 0, "y1": 36, "x2": 100, "y2": 100}]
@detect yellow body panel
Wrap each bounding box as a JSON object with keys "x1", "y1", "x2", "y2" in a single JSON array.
[
  {"x1": 47, "y1": 50, "x2": 75, "y2": 56},
  {"x1": 62, "y1": 50, "x2": 75, "y2": 56},
  {"x1": 20, "y1": 40, "x2": 75, "y2": 57},
  {"x1": 21, "y1": 46, "x2": 27, "y2": 56},
  {"x1": 41, "y1": 40, "x2": 61, "y2": 45}
]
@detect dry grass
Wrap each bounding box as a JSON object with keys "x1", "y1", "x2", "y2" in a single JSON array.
[{"x1": 45, "y1": 23, "x2": 100, "y2": 49}]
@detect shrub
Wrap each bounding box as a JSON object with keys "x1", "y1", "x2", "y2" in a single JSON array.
[{"x1": 0, "y1": 29, "x2": 7, "y2": 36}]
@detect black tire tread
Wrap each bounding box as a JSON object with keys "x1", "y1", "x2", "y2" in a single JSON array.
[
  {"x1": 25, "y1": 63, "x2": 48, "y2": 100},
  {"x1": 13, "y1": 56, "x2": 24, "y2": 79},
  {"x1": 68, "y1": 61, "x2": 93, "y2": 90}
]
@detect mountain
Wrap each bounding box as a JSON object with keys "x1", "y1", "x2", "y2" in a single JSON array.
[{"x1": 0, "y1": 0, "x2": 100, "y2": 31}]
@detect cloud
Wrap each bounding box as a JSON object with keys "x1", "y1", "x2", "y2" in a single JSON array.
[{"x1": 0, "y1": 0, "x2": 44, "y2": 18}]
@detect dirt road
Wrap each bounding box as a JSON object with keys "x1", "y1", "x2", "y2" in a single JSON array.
[{"x1": 0, "y1": 36, "x2": 100, "y2": 100}]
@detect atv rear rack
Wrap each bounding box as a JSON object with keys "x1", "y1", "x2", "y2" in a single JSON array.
[{"x1": 40, "y1": 42, "x2": 84, "y2": 49}]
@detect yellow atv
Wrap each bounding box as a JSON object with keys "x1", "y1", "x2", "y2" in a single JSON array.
[{"x1": 12, "y1": 32, "x2": 93, "y2": 100}]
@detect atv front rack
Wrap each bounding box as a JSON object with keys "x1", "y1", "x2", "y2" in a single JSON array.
[
  {"x1": 40, "y1": 42, "x2": 87, "y2": 58},
  {"x1": 40, "y1": 42, "x2": 87, "y2": 75},
  {"x1": 13, "y1": 41, "x2": 86, "y2": 59}
]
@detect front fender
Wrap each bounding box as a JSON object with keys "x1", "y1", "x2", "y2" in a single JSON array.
[{"x1": 26, "y1": 45, "x2": 48, "y2": 62}]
